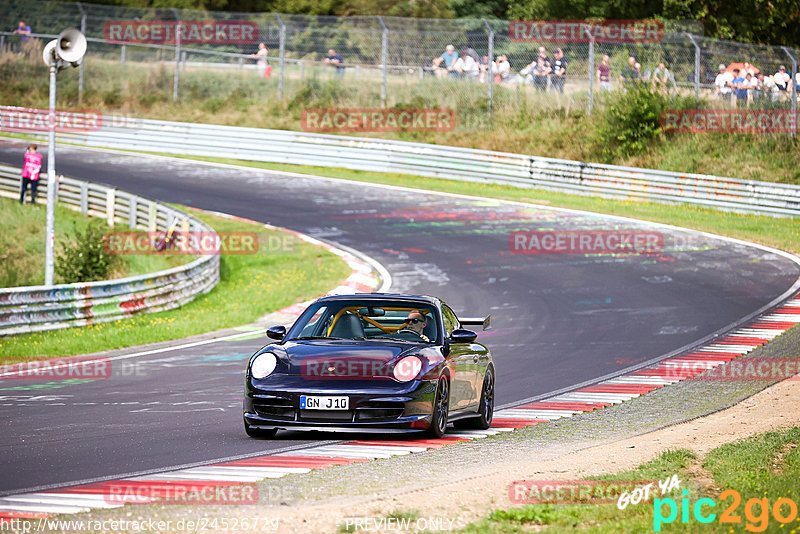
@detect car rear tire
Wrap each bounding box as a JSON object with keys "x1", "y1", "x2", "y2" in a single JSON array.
[
  {"x1": 426, "y1": 376, "x2": 449, "y2": 438},
  {"x1": 244, "y1": 418, "x2": 278, "y2": 439},
  {"x1": 454, "y1": 366, "x2": 494, "y2": 430}
]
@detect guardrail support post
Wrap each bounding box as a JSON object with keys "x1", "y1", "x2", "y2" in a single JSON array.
[
  {"x1": 378, "y1": 16, "x2": 388, "y2": 108},
  {"x1": 128, "y1": 196, "x2": 137, "y2": 228},
  {"x1": 121, "y1": 44, "x2": 126, "y2": 65},
  {"x1": 781, "y1": 46, "x2": 797, "y2": 137},
  {"x1": 148, "y1": 202, "x2": 157, "y2": 232},
  {"x1": 686, "y1": 33, "x2": 701, "y2": 107},
  {"x1": 106, "y1": 189, "x2": 115, "y2": 227},
  {"x1": 483, "y1": 19, "x2": 494, "y2": 124},
  {"x1": 276, "y1": 15, "x2": 286, "y2": 99},
  {"x1": 172, "y1": 9, "x2": 181, "y2": 101},
  {"x1": 80, "y1": 182, "x2": 88, "y2": 215}
]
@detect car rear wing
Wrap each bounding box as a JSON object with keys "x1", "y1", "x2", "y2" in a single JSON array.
[{"x1": 459, "y1": 316, "x2": 491, "y2": 330}]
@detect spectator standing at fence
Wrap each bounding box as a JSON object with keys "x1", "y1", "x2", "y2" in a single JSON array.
[
  {"x1": 550, "y1": 48, "x2": 567, "y2": 93},
  {"x1": 13, "y1": 21, "x2": 31, "y2": 42},
  {"x1": 432, "y1": 45, "x2": 458, "y2": 79},
  {"x1": 19, "y1": 145, "x2": 43, "y2": 205},
  {"x1": 452, "y1": 48, "x2": 479, "y2": 81},
  {"x1": 492, "y1": 54, "x2": 511, "y2": 83},
  {"x1": 479, "y1": 54, "x2": 490, "y2": 83},
  {"x1": 325, "y1": 49, "x2": 345, "y2": 78},
  {"x1": 714, "y1": 64, "x2": 733, "y2": 103},
  {"x1": 597, "y1": 54, "x2": 611, "y2": 90},
  {"x1": 761, "y1": 73, "x2": 780, "y2": 102},
  {"x1": 619, "y1": 56, "x2": 638, "y2": 88},
  {"x1": 250, "y1": 43, "x2": 271, "y2": 78},
  {"x1": 774, "y1": 65, "x2": 790, "y2": 92},
  {"x1": 651, "y1": 62, "x2": 670, "y2": 91},
  {"x1": 531, "y1": 56, "x2": 551, "y2": 91},
  {"x1": 728, "y1": 69, "x2": 746, "y2": 106},
  {"x1": 743, "y1": 72, "x2": 759, "y2": 105}
]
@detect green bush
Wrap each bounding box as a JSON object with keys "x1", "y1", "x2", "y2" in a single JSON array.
[
  {"x1": 55, "y1": 220, "x2": 118, "y2": 283},
  {"x1": 596, "y1": 85, "x2": 674, "y2": 161}
]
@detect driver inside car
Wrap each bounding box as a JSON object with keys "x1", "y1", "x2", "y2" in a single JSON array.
[{"x1": 401, "y1": 310, "x2": 430, "y2": 342}]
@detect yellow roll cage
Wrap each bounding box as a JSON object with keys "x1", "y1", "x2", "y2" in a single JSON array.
[{"x1": 325, "y1": 306, "x2": 430, "y2": 337}]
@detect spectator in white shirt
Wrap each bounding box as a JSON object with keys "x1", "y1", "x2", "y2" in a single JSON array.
[
  {"x1": 453, "y1": 48, "x2": 479, "y2": 80},
  {"x1": 491, "y1": 54, "x2": 511, "y2": 83},
  {"x1": 774, "y1": 66, "x2": 791, "y2": 91},
  {"x1": 714, "y1": 64, "x2": 733, "y2": 103}
]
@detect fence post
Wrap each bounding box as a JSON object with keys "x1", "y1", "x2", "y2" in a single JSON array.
[
  {"x1": 378, "y1": 16, "x2": 388, "y2": 108},
  {"x1": 120, "y1": 44, "x2": 126, "y2": 65},
  {"x1": 77, "y1": 4, "x2": 86, "y2": 104},
  {"x1": 781, "y1": 46, "x2": 797, "y2": 137},
  {"x1": 483, "y1": 19, "x2": 494, "y2": 123},
  {"x1": 587, "y1": 35, "x2": 595, "y2": 115},
  {"x1": 172, "y1": 9, "x2": 181, "y2": 101},
  {"x1": 80, "y1": 182, "x2": 88, "y2": 215},
  {"x1": 276, "y1": 14, "x2": 286, "y2": 99},
  {"x1": 106, "y1": 189, "x2": 115, "y2": 227},
  {"x1": 686, "y1": 33, "x2": 700, "y2": 107},
  {"x1": 1, "y1": 35, "x2": 4, "y2": 52},
  {"x1": 128, "y1": 196, "x2": 137, "y2": 229}
]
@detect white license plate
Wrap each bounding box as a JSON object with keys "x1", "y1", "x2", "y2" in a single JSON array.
[{"x1": 300, "y1": 395, "x2": 349, "y2": 410}]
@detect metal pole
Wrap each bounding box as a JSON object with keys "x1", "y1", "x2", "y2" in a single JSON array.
[
  {"x1": 172, "y1": 9, "x2": 181, "y2": 101},
  {"x1": 782, "y1": 46, "x2": 797, "y2": 137},
  {"x1": 121, "y1": 44, "x2": 126, "y2": 65},
  {"x1": 687, "y1": 33, "x2": 700, "y2": 107},
  {"x1": 378, "y1": 16, "x2": 388, "y2": 108},
  {"x1": 45, "y1": 64, "x2": 57, "y2": 286},
  {"x1": 276, "y1": 15, "x2": 285, "y2": 99},
  {"x1": 77, "y1": 6, "x2": 86, "y2": 104},
  {"x1": 483, "y1": 19, "x2": 494, "y2": 122},
  {"x1": 587, "y1": 36, "x2": 594, "y2": 115}
]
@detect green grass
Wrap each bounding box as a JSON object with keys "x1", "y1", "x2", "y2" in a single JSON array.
[
  {"x1": 463, "y1": 427, "x2": 800, "y2": 533},
  {"x1": 168, "y1": 155, "x2": 800, "y2": 255},
  {"x1": 0, "y1": 196, "x2": 189, "y2": 287},
  {"x1": 0, "y1": 208, "x2": 352, "y2": 361}
]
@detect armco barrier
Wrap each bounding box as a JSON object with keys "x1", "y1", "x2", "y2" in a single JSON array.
[
  {"x1": 0, "y1": 164, "x2": 219, "y2": 336},
  {"x1": 41, "y1": 114, "x2": 800, "y2": 217}
]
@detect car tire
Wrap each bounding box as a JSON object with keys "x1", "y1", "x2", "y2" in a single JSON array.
[
  {"x1": 244, "y1": 418, "x2": 278, "y2": 439},
  {"x1": 426, "y1": 376, "x2": 450, "y2": 438},
  {"x1": 454, "y1": 366, "x2": 494, "y2": 430}
]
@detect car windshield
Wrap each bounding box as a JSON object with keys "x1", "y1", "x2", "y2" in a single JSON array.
[{"x1": 285, "y1": 299, "x2": 439, "y2": 344}]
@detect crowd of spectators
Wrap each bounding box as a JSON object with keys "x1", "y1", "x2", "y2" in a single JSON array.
[{"x1": 714, "y1": 63, "x2": 799, "y2": 105}]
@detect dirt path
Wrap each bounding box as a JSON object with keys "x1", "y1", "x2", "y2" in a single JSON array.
[{"x1": 271, "y1": 376, "x2": 800, "y2": 533}]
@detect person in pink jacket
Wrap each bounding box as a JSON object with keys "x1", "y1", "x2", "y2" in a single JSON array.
[{"x1": 20, "y1": 144, "x2": 43, "y2": 204}]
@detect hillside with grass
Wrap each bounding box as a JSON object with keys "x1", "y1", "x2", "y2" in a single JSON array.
[{"x1": 1, "y1": 50, "x2": 799, "y2": 186}]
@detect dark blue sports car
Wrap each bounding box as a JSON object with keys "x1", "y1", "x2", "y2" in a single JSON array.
[{"x1": 243, "y1": 294, "x2": 494, "y2": 438}]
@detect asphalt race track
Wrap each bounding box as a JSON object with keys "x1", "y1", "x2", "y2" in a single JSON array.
[{"x1": 1, "y1": 139, "x2": 798, "y2": 495}]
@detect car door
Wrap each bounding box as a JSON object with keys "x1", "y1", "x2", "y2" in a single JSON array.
[{"x1": 441, "y1": 304, "x2": 477, "y2": 410}]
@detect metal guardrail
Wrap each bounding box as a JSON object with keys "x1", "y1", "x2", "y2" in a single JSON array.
[
  {"x1": 0, "y1": 164, "x2": 220, "y2": 336},
  {"x1": 46, "y1": 115, "x2": 800, "y2": 217}
]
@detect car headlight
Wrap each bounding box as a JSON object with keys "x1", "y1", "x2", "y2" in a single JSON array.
[
  {"x1": 393, "y1": 356, "x2": 422, "y2": 382},
  {"x1": 251, "y1": 352, "x2": 277, "y2": 379}
]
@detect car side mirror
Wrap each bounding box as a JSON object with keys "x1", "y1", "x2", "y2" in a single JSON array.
[
  {"x1": 266, "y1": 325, "x2": 286, "y2": 340},
  {"x1": 449, "y1": 328, "x2": 477, "y2": 344}
]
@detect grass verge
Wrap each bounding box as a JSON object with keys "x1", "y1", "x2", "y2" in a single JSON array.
[
  {"x1": 168, "y1": 155, "x2": 800, "y2": 255},
  {"x1": 0, "y1": 208, "x2": 352, "y2": 361},
  {"x1": 0, "y1": 196, "x2": 190, "y2": 287},
  {"x1": 464, "y1": 426, "x2": 800, "y2": 533}
]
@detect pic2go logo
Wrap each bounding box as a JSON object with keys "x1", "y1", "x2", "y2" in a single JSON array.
[{"x1": 654, "y1": 489, "x2": 799, "y2": 532}]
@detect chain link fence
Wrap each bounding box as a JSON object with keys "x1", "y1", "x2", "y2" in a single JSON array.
[{"x1": 1, "y1": 0, "x2": 798, "y2": 131}]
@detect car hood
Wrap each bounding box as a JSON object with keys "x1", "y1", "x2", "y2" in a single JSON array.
[{"x1": 274, "y1": 340, "x2": 419, "y2": 378}]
